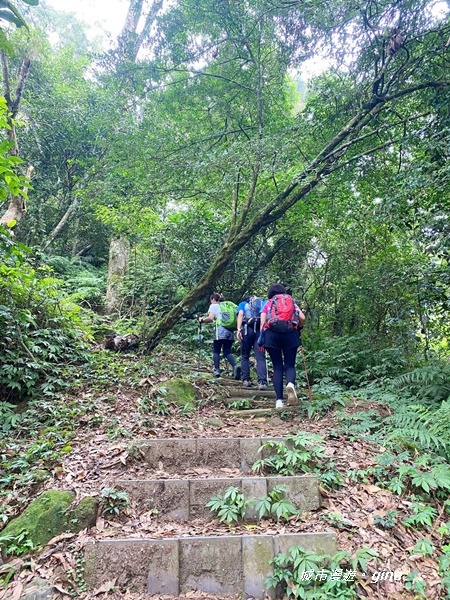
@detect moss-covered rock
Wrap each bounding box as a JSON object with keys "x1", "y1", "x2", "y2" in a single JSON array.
[
  {"x1": 66, "y1": 496, "x2": 98, "y2": 532},
  {"x1": 2, "y1": 490, "x2": 76, "y2": 549},
  {"x1": 162, "y1": 378, "x2": 199, "y2": 409},
  {"x1": 2, "y1": 491, "x2": 98, "y2": 552}
]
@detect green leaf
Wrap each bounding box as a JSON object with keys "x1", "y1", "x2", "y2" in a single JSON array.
[{"x1": 0, "y1": 9, "x2": 26, "y2": 28}]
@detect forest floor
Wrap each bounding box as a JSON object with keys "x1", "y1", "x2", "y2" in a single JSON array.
[{"x1": 1, "y1": 347, "x2": 445, "y2": 600}]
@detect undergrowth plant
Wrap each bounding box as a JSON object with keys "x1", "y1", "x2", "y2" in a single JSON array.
[
  {"x1": 307, "y1": 379, "x2": 348, "y2": 418},
  {"x1": 347, "y1": 449, "x2": 450, "y2": 501},
  {"x1": 0, "y1": 228, "x2": 92, "y2": 404},
  {"x1": 206, "y1": 485, "x2": 300, "y2": 524},
  {"x1": 254, "y1": 485, "x2": 298, "y2": 521},
  {"x1": 252, "y1": 432, "x2": 333, "y2": 478},
  {"x1": 205, "y1": 486, "x2": 248, "y2": 525},
  {"x1": 267, "y1": 546, "x2": 379, "y2": 599},
  {"x1": 99, "y1": 488, "x2": 129, "y2": 517}
]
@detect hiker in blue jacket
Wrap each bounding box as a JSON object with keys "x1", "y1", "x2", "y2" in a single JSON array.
[
  {"x1": 199, "y1": 293, "x2": 241, "y2": 379},
  {"x1": 236, "y1": 296, "x2": 268, "y2": 390}
]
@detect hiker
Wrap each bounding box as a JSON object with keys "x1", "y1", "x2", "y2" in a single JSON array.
[
  {"x1": 258, "y1": 283, "x2": 306, "y2": 408},
  {"x1": 236, "y1": 296, "x2": 268, "y2": 390},
  {"x1": 199, "y1": 293, "x2": 241, "y2": 379}
]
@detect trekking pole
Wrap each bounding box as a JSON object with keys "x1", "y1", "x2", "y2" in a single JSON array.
[
  {"x1": 265, "y1": 350, "x2": 271, "y2": 384},
  {"x1": 300, "y1": 345, "x2": 313, "y2": 402}
]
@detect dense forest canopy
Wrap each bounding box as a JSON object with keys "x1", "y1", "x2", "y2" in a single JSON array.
[{"x1": 0, "y1": 0, "x2": 449, "y2": 399}]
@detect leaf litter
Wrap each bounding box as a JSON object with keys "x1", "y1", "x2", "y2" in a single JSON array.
[{"x1": 1, "y1": 352, "x2": 446, "y2": 599}]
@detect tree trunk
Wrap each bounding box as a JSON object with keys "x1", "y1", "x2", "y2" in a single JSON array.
[
  {"x1": 0, "y1": 165, "x2": 34, "y2": 227},
  {"x1": 41, "y1": 196, "x2": 80, "y2": 252},
  {"x1": 105, "y1": 237, "x2": 131, "y2": 315},
  {"x1": 0, "y1": 53, "x2": 32, "y2": 227},
  {"x1": 144, "y1": 79, "x2": 449, "y2": 353}
]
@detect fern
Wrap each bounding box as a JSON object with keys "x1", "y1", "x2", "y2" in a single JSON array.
[
  {"x1": 391, "y1": 364, "x2": 450, "y2": 404},
  {"x1": 384, "y1": 405, "x2": 447, "y2": 454}
]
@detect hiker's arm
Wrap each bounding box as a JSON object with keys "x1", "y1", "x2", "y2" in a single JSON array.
[
  {"x1": 199, "y1": 309, "x2": 216, "y2": 324},
  {"x1": 236, "y1": 310, "x2": 244, "y2": 341},
  {"x1": 260, "y1": 311, "x2": 267, "y2": 330},
  {"x1": 298, "y1": 307, "x2": 306, "y2": 327}
]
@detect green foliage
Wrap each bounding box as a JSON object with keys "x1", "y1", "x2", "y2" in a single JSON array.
[
  {"x1": 306, "y1": 380, "x2": 347, "y2": 418},
  {"x1": 254, "y1": 485, "x2": 298, "y2": 522},
  {"x1": 99, "y1": 488, "x2": 129, "y2": 517},
  {"x1": 383, "y1": 397, "x2": 450, "y2": 459},
  {"x1": 346, "y1": 448, "x2": 450, "y2": 500},
  {"x1": 402, "y1": 502, "x2": 437, "y2": 530},
  {"x1": 44, "y1": 255, "x2": 106, "y2": 311},
  {"x1": 267, "y1": 546, "x2": 379, "y2": 599},
  {"x1": 373, "y1": 510, "x2": 398, "y2": 529},
  {"x1": 0, "y1": 529, "x2": 34, "y2": 557},
  {"x1": 0, "y1": 97, "x2": 30, "y2": 198},
  {"x1": 0, "y1": 401, "x2": 22, "y2": 432},
  {"x1": 439, "y1": 546, "x2": 450, "y2": 597},
  {"x1": 228, "y1": 399, "x2": 252, "y2": 410},
  {"x1": 320, "y1": 466, "x2": 344, "y2": 490},
  {"x1": 392, "y1": 364, "x2": 450, "y2": 404},
  {"x1": 337, "y1": 409, "x2": 384, "y2": 441},
  {"x1": 404, "y1": 570, "x2": 427, "y2": 598},
  {"x1": 252, "y1": 432, "x2": 327, "y2": 476},
  {"x1": 205, "y1": 486, "x2": 247, "y2": 525},
  {"x1": 410, "y1": 538, "x2": 434, "y2": 557},
  {"x1": 0, "y1": 228, "x2": 92, "y2": 403},
  {"x1": 307, "y1": 335, "x2": 411, "y2": 389}
]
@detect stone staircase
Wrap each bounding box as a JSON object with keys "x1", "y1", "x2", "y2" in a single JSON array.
[{"x1": 83, "y1": 376, "x2": 336, "y2": 598}]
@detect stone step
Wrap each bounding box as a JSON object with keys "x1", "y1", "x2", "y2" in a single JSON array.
[
  {"x1": 223, "y1": 406, "x2": 301, "y2": 417},
  {"x1": 137, "y1": 436, "x2": 285, "y2": 473},
  {"x1": 115, "y1": 475, "x2": 320, "y2": 520},
  {"x1": 84, "y1": 531, "x2": 336, "y2": 598},
  {"x1": 221, "y1": 387, "x2": 277, "y2": 399}
]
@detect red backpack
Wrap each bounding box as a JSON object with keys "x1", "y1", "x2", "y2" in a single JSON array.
[{"x1": 265, "y1": 294, "x2": 299, "y2": 333}]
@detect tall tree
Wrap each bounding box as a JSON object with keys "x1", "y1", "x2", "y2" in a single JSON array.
[{"x1": 134, "y1": 0, "x2": 450, "y2": 351}]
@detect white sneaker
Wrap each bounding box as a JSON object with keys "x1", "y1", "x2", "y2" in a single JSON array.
[
  {"x1": 275, "y1": 399, "x2": 285, "y2": 408},
  {"x1": 286, "y1": 382, "x2": 298, "y2": 406}
]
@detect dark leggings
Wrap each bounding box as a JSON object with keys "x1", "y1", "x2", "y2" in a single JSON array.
[
  {"x1": 213, "y1": 339, "x2": 236, "y2": 370},
  {"x1": 267, "y1": 346, "x2": 298, "y2": 400}
]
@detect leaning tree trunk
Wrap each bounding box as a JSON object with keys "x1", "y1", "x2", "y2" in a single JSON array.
[
  {"x1": 105, "y1": 237, "x2": 131, "y2": 315},
  {"x1": 144, "y1": 75, "x2": 449, "y2": 353}
]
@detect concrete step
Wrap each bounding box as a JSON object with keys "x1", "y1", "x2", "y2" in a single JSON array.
[
  {"x1": 84, "y1": 531, "x2": 336, "y2": 598},
  {"x1": 115, "y1": 474, "x2": 320, "y2": 520},
  {"x1": 136, "y1": 436, "x2": 286, "y2": 473}
]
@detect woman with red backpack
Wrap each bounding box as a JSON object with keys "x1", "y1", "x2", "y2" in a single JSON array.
[{"x1": 258, "y1": 284, "x2": 306, "y2": 408}]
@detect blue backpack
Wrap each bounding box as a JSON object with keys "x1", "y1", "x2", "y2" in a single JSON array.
[{"x1": 244, "y1": 296, "x2": 264, "y2": 326}]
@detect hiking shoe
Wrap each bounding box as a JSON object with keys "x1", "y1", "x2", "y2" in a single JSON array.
[
  {"x1": 275, "y1": 399, "x2": 285, "y2": 409},
  {"x1": 243, "y1": 380, "x2": 253, "y2": 387},
  {"x1": 286, "y1": 382, "x2": 298, "y2": 406},
  {"x1": 213, "y1": 369, "x2": 221, "y2": 377},
  {"x1": 258, "y1": 382, "x2": 267, "y2": 391},
  {"x1": 233, "y1": 365, "x2": 242, "y2": 380}
]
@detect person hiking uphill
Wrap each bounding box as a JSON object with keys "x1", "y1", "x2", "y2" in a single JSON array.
[
  {"x1": 199, "y1": 293, "x2": 241, "y2": 379},
  {"x1": 236, "y1": 296, "x2": 268, "y2": 390},
  {"x1": 258, "y1": 283, "x2": 306, "y2": 409}
]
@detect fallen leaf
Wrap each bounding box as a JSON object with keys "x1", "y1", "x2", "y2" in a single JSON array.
[
  {"x1": 92, "y1": 578, "x2": 117, "y2": 596},
  {"x1": 44, "y1": 531, "x2": 77, "y2": 548},
  {"x1": 362, "y1": 483, "x2": 383, "y2": 494},
  {"x1": 52, "y1": 583, "x2": 73, "y2": 595},
  {"x1": 11, "y1": 583, "x2": 23, "y2": 600}
]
